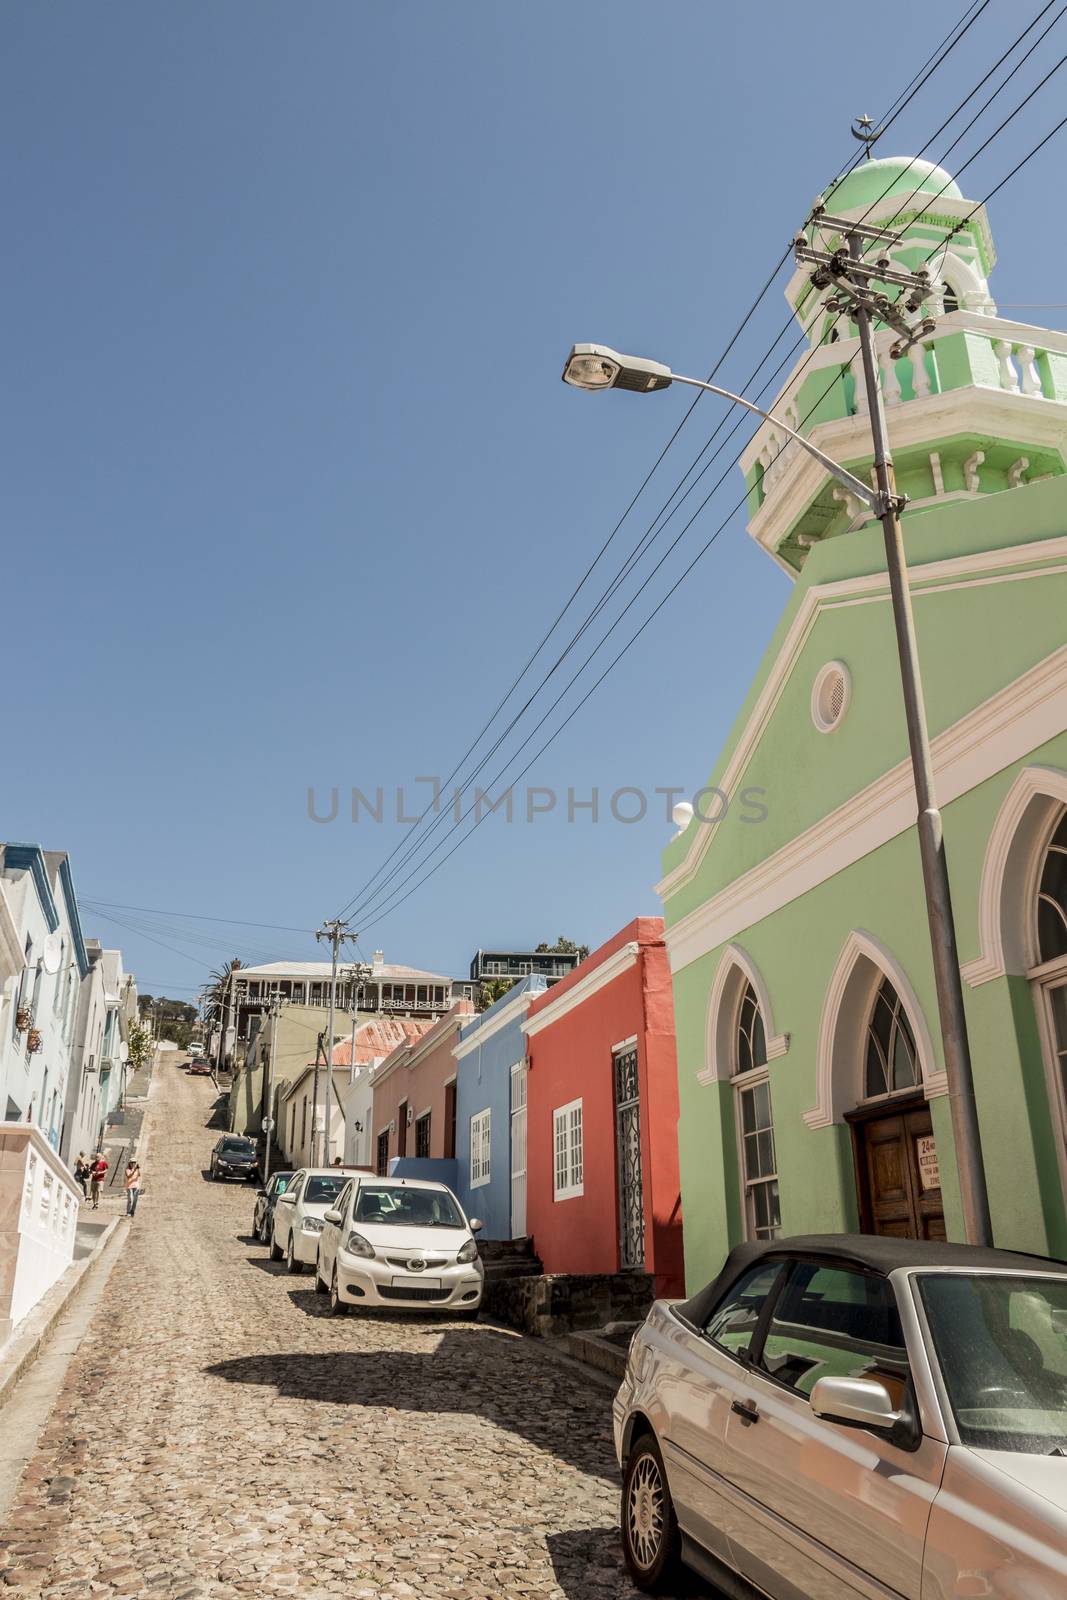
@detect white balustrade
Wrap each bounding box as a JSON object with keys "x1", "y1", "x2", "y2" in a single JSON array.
[{"x1": 0, "y1": 1123, "x2": 80, "y2": 1345}]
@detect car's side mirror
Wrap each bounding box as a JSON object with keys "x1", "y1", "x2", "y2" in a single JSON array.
[
  {"x1": 810, "y1": 1376, "x2": 916, "y2": 1449},
  {"x1": 468, "y1": 1217, "x2": 483, "y2": 1233},
  {"x1": 256, "y1": 1186, "x2": 267, "y2": 1196},
  {"x1": 323, "y1": 1209, "x2": 342, "y2": 1226},
  {"x1": 277, "y1": 1193, "x2": 295, "y2": 1205}
]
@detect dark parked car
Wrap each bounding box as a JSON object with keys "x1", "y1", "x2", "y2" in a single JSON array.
[
  {"x1": 253, "y1": 1170, "x2": 295, "y2": 1242},
  {"x1": 209, "y1": 1136, "x2": 259, "y2": 1182},
  {"x1": 189, "y1": 1057, "x2": 212, "y2": 1076}
]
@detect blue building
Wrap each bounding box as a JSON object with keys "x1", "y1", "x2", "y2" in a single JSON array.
[{"x1": 452, "y1": 975, "x2": 546, "y2": 1239}]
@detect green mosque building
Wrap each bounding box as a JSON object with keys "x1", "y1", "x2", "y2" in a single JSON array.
[{"x1": 658, "y1": 155, "x2": 1067, "y2": 1287}]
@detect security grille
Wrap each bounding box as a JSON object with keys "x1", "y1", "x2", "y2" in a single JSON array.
[{"x1": 614, "y1": 1046, "x2": 645, "y2": 1271}]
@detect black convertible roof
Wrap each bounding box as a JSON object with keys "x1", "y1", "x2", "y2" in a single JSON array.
[{"x1": 677, "y1": 1233, "x2": 1067, "y2": 1328}]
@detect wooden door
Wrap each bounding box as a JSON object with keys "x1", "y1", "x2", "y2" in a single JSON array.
[
  {"x1": 510, "y1": 1066, "x2": 527, "y2": 1239},
  {"x1": 849, "y1": 1098, "x2": 945, "y2": 1239},
  {"x1": 397, "y1": 1101, "x2": 408, "y2": 1159},
  {"x1": 444, "y1": 1080, "x2": 457, "y2": 1159}
]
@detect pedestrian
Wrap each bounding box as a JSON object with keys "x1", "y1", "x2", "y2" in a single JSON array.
[
  {"x1": 89, "y1": 1150, "x2": 108, "y2": 1209},
  {"x1": 332, "y1": 1156, "x2": 342, "y2": 1166},
  {"x1": 73, "y1": 1152, "x2": 89, "y2": 1199},
  {"x1": 123, "y1": 1159, "x2": 142, "y2": 1218}
]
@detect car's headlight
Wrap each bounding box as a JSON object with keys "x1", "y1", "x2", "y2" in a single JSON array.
[
  {"x1": 456, "y1": 1237, "x2": 479, "y2": 1264},
  {"x1": 302, "y1": 1217, "x2": 324, "y2": 1233},
  {"x1": 345, "y1": 1231, "x2": 375, "y2": 1258}
]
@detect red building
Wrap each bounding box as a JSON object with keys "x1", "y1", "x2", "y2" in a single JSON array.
[{"x1": 522, "y1": 917, "x2": 684, "y2": 1297}]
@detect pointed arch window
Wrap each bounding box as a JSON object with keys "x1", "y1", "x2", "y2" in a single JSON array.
[
  {"x1": 1033, "y1": 810, "x2": 1067, "y2": 1161},
  {"x1": 734, "y1": 981, "x2": 780, "y2": 1241},
  {"x1": 1036, "y1": 810, "x2": 1067, "y2": 963},
  {"x1": 863, "y1": 978, "x2": 921, "y2": 1100}
]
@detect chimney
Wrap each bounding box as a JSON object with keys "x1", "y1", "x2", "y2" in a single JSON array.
[{"x1": 372, "y1": 950, "x2": 385, "y2": 973}]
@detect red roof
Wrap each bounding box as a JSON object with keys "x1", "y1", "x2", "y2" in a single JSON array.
[{"x1": 329, "y1": 1015, "x2": 434, "y2": 1066}]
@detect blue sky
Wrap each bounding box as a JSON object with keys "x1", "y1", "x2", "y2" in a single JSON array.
[{"x1": 5, "y1": 1, "x2": 1066, "y2": 998}]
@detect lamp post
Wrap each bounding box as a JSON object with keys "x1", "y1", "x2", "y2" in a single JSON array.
[{"x1": 563, "y1": 334, "x2": 992, "y2": 1247}]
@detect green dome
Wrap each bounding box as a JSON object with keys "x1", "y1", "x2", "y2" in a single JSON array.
[{"x1": 824, "y1": 155, "x2": 961, "y2": 212}]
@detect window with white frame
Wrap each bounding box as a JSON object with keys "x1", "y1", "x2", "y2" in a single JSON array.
[
  {"x1": 470, "y1": 1109, "x2": 491, "y2": 1187},
  {"x1": 553, "y1": 1098, "x2": 584, "y2": 1201},
  {"x1": 733, "y1": 981, "x2": 780, "y2": 1241}
]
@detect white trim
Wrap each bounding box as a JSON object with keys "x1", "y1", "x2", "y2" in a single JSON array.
[
  {"x1": 443, "y1": 1072, "x2": 457, "y2": 1087},
  {"x1": 521, "y1": 943, "x2": 639, "y2": 1037},
  {"x1": 961, "y1": 766, "x2": 1067, "y2": 985},
  {"x1": 454, "y1": 986, "x2": 541, "y2": 1058},
  {"x1": 469, "y1": 1107, "x2": 491, "y2": 1189},
  {"x1": 552, "y1": 1097, "x2": 584, "y2": 1201},
  {"x1": 611, "y1": 1034, "x2": 638, "y2": 1054},
  {"x1": 0, "y1": 882, "x2": 24, "y2": 985},
  {"x1": 699, "y1": 945, "x2": 789, "y2": 1086},
  {"x1": 664, "y1": 640, "x2": 1067, "y2": 976},
  {"x1": 804, "y1": 929, "x2": 942, "y2": 1130},
  {"x1": 658, "y1": 535, "x2": 1067, "y2": 904}
]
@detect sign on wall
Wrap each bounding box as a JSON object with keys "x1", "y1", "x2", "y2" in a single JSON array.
[{"x1": 916, "y1": 1134, "x2": 941, "y2": 1192}]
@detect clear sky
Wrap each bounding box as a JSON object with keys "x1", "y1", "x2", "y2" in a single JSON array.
[{"x1": 5, "y1": 1, "x2": 1066, "y2": 999}]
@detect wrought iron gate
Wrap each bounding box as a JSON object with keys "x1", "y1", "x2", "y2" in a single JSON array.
[{"x1": 614, "y1": 1046, "x2": 645, "y2": 1271}]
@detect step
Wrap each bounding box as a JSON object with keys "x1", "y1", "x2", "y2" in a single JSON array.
[
  {"x1": 481, "y1": 1258, "x2": 543, "y2": 1281},
  {"x1": 560, "y1": 1329, "x2": 632, "y2": 1381}
]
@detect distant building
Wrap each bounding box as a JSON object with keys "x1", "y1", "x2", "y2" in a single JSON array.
[
  {"x1": 469, "y1": 949, "x2": 581, "y2": 987},
  {"x1": 226, "y1": 949, "x2": 454, "y2": 1051},
  {"x1": 370, "y1": 998, "x2": 475, "y2": 1180}
]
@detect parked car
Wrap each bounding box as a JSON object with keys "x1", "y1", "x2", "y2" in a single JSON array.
[
  {"x1": 209, "y1": 1135, "x2": 259, "y2": 1182},
  {"x1": 614, "y1": 1232, "x2": 1067, "y2": 1596},
  {"x1": 270, "y1": 1168, "x2": 365, "y2": 1273},
  {"x1": 315, "y1": 1173, "x2": 483, "y2": 1317},
  {"x1": 188, "y1": 1057, "x2": 212, "y2": 1076},
  {"x1": 188, "y1": 1038, "x2": 205, "y2": 1057},
  {"x1": 252, "y1": 1170, "x2": 294, "y2": 1243}
]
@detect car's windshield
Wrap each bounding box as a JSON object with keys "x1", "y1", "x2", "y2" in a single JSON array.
[
  {"x1": 919, "y1": 1273, "x2": 1067, "y2": 1452},
  {"x1": 353, "y1": 1183, "x2": 465, "y2": 1228},
  {"x1": 221, "y1": 1139, "x2": 254, "y2": 1154},
  {"x1": 304, "y1": 1175, "x2": 348, "y2": 1204}
]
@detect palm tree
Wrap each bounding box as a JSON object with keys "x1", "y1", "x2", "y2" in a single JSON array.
[{"x1": 201, "y1": 958, "x2": 244, "y2": 1069}]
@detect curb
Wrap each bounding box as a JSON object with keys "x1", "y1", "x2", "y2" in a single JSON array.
[
  {"x1": 0, "y1": 1215, "x2": 126, "y2": 1415},
  {"x1": 479, "y1": 1316, "x2": 621, "y2": 1394}
]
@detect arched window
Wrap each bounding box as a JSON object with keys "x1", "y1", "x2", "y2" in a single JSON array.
[
  {"x1": 863, "y1": 977, "x2": 921, "y2": 1099},
  {"x1": 1034, "y1": 810, "x2": 1067, "y2": 1151},
  {"x1": 734, "y1": 981, "x2": 780, "y2": 1241},
  {"x1": 1036, "y1": 810, "x2": 1067, "y2": 962}
]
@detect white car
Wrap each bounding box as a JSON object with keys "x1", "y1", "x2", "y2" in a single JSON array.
[
  {"x1": 270, "y1": 1167, "x2": 358, "y2": 1273},
  {"x1": 314, "y1": 1174, "x2": 484, "y2": 1317}
]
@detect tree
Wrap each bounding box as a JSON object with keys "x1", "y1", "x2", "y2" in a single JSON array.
[
  {"x1": 535, "y1": 936, "x2": 590, "y2": 960},
  {"x1": 476, "y1": 977, "x2": 515, "y2": 1013},
  {"x1": 126, "y1": 1019, "x2": 154, "y2": 1071}
]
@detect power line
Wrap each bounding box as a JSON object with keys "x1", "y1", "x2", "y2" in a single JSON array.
[
  {"x1": 352, "y1": 103, "x2": 1067, "y2": 934},
  {"x1": 333, "y1": 0, "x2": 989, "y2": 924},
  {"x1": 81, "y1": 898, "x2": 316, "y2": 934},
  {"x1": 339, "y1": 11, "x2": 1051, "y2": 928}
]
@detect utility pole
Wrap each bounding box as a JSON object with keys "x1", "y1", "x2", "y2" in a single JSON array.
[
  {"x1": 794, "y1": 208, "x2": 992, "y2": 1246},
  {"x1": 313, "y1": 919, "x2": 356, "y2": 1166},
  {"x1": 261, "y1": 987, "x2": 283, "y2": 1183}
]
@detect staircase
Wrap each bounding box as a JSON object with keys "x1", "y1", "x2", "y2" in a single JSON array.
[{"x1": 478, "y1": 1236, "x2": 542, "y2": 1282}]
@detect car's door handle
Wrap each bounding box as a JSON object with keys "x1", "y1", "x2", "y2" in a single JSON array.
[{"x1": 731, "y1": 1399, "x2": 760, "y2": 1425}]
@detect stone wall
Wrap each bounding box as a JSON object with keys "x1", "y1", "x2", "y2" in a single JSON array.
[{"x1": 483, "y1": 1271, "x2": 654, "y2": 1338}]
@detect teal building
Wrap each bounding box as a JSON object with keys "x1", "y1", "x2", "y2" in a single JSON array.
[{"x1": 658, "y1": 157, "x2": 1067, "y2": 1287}]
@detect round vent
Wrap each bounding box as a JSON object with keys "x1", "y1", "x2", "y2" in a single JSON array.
[{"x1": 811, "y1": 661, "x2": 851, "y2": 733}]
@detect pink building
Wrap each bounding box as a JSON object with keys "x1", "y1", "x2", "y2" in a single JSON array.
[{"x1": 370, "y1": 999, "x2": 474, "y2": 1177}]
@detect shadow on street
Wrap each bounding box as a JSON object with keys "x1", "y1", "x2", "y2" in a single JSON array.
[
  {"x1": 546, "y1": 1527, "x2": 711, "y2": 1599},
  {"x1": 206, "y1": 1337, "x2": 620, "y2": 1483}
]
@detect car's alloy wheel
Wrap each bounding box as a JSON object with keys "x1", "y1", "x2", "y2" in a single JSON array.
[
  {"x1": 285, "y1": 1234, "x2": 302, "y2": 1274},
  {"x1": 329, "y1": 1266, "x2": 347, "y2": 1316},
  {"x1": 621, "y1": 1437, "x2": 683, "y2": 1593}
]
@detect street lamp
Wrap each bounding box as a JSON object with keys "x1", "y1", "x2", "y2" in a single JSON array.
[{"x1": 564, "y1": 323, "x2": 992, "y2": 1247}]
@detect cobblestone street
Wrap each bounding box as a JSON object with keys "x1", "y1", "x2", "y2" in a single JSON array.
[{"x1": 0, "y1": 1063, "x2": 686, "y2": 1600}]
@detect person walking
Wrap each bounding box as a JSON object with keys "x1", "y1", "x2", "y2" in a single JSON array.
[
  {"x1": 89, "y1": 1150, "x2": 108, "y2": 1209},
  {"x1": 123, "y1": 1159, "x2": 142, "y2": 1218},
  {"x1": 73, "y1": 1153, "x2": 89, "y2": 1199}
]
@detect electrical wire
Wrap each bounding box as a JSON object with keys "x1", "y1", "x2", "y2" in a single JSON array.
[
  {"x1": 351, "y1": 102, "x2": 1067, "y2": 934},
  {"x1": 332, "y1": 0, "x2": 991, "y2": 925},
  {"x1": 336, "y1": 5, "x2": 1055, "y2": 929}
]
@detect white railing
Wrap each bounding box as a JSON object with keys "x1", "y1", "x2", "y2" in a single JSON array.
[{"x1": 0, "y1": 1123, "x2": 80, "y2": 1344}]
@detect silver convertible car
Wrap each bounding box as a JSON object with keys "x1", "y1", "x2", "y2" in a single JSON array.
[{"x1": 614, "y1": 1234, "x2": 1067, "y2": 1598}]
